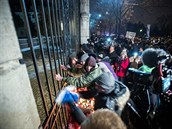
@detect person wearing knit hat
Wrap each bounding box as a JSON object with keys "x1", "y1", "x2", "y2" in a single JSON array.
[
  {"x1": 80, "y1": 53, "x2": 89, "y2": 65},
  {"x1": 91, "y1": 72, "x2": 130, "y2": 113},
  {"x1": 84, "y1": 56, "x2": 97, "y2": 72},
  {"x1": 55, "y1": 55, "x2": 118, "y2": 89},
  {"x1": 55, "y1": 71, "x2": 130, "y2": 125},
  {"x1": 60, "y1": 52, "x2": 78, "y2": 73},
  {"x1": 55, "y1": 55, "x2": 103, "y2": 88},
  {"x1": 78, "y1": 72, "x2": 130, "y2": 116}
]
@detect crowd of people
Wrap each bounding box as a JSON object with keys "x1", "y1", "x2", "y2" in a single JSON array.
[{"x1": 55, "y1": 35, "x2": 172, "y2": 129}]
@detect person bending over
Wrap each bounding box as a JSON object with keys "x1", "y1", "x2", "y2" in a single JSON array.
[{"x1": 55, "y1": 72, "x2": 130, "y2": 125}]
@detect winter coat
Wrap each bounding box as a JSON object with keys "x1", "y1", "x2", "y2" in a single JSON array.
[
  {"x1": 62, "y1": 65, "x2": 103, "y2": 88},
  {"x1": 115, "y1": 58, "x2": 129, "y2": 77},
  {"x1": 95, "y1": 80, "x2": 130, "y2": 115},
  {"x1": 79, "y1": 79, "x2": 130, "y2": 116},
  {"x1": 97, "y1": 61, "x2": 118, "y2": 80}
]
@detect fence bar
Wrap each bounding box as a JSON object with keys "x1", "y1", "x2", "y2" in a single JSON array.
[
  {"x1": 51, "y1": 0, "x2": 62, "y2": 75},
  {"x1": 19, "y1": 0, "x2": 49, "y2": 117},
  {"x1": 56, "y1": 0, "x2": 70, "y2": 123},
  {"x1": 58, "y1": 0, "x2": 66, "y2": 67},
  {"x1": 16, "y1": 0, "x2": 80, "y2": 128},
  {"x1": 31, "y1": 0, "x2": 54, "y2": 106},
  {"x1": 40, "y1": 0, "x2": 57, "y2": 101},
  {"x1": 44, "y1": 104, "x2": 60, "y2": 129},
  {"x1": 51, "y1": 0, "x2": 68, "y2": 127},
  {"x1": 55, "y1": 0, "x2": 65, "y2": 66},
  {"x1": 61, "y1": 0, "x2": 67, "y2": 61},
  {"x1": 46, "y1": 0, "x2": 59, "y2": 95}
]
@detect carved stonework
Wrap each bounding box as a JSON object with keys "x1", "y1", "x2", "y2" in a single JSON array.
[{"x1": 80, "y1": 0, "x2": 90, "y2": 44}]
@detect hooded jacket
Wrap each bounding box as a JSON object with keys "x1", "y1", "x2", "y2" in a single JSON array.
[
  {"x1": 98, "y1": 61, "x2": 118, "y2": 80},
  {"x1": 79, "y1": 72, "x2": 130, "y2": 115},
  {"x1": 62, "y1": 56, "x2": 103, "y2": 88}
]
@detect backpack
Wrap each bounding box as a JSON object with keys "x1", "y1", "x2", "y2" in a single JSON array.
[{"x1": 106, "y1": 80, "x2": 130, "y2": 115}]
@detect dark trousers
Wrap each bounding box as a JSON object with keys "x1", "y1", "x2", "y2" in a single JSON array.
[{"x1": 69, "y1": 103, "x2": 87, "y2": 125}]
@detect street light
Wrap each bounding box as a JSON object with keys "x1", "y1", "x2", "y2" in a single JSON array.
[{"x1": 106, "y1": 11, "x2": 109, "y2": 15}]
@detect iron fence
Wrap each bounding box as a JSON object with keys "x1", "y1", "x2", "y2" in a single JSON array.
[{"x1": 10, "y1": 0, "x2": 80, "y2": 128}]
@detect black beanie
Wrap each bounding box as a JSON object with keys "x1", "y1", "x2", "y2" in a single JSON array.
[
  {"x1": 95, "y1": 72, "x2": 115, "y2": 94},
  {"x1": 84, "y1": 56, "x2": 96, "y2": 67}
]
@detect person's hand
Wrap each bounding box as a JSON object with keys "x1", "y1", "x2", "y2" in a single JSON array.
[
  {"x1": 60, "y1": 65, "x2": 67, "y2": 71},
  {"x1": 55, "y1": 74, "x2": 63, "y2": 81}
]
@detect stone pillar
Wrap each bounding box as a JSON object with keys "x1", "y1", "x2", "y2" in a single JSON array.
[
  {"x1": 80, "y1": 0, "x2": 90, "y2": 44},
  {"x1": 0, "y1": 1, "x2": 41, "y2": 129}
]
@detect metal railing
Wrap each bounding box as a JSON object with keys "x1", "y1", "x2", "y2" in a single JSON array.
[{"x1": 11, "y1": 0, "x2": 80, "y2": 128}]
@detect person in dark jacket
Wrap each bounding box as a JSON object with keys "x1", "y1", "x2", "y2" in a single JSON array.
[
  {"x1": 80, "y1": 72, "x2": 130, "y2": 115},
  {"x1": 55, "y1": 72, "x2": 130, "y2": 126},
  {"x1": 55, "y1": 56, "x2": 103, "y2": 88}
]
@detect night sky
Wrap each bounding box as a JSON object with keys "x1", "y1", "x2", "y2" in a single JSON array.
[
  {"x1": 90, "y1": 0, "x2": 172, "y2": 25},
  {"x1": 131, "y1": 0, "x2": 172, "y2": 25}
]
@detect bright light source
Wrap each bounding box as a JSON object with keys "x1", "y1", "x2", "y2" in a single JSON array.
[
  {"x1": 106, "y1": 11, "x2": 109, "y2": 15},
  {"x1": 107, "y1": 38, "x2": 111, "y2": 42},
  {"x1": 98, "y1": 14, "x2": 102, "y2": 17},
  {"x1": 140, "y1": 29, "x2": 143, "y2": 32},
  {"x1": 61, "y1": 22, "x2": 63, "y2": 31},
  {"x1": 133, "y1": 52, "x2": 138, "y2": 57}
]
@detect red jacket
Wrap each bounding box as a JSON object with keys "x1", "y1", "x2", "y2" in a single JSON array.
[{"x1": 115, "y1": 58, "x2": 129, "y2": 77}]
